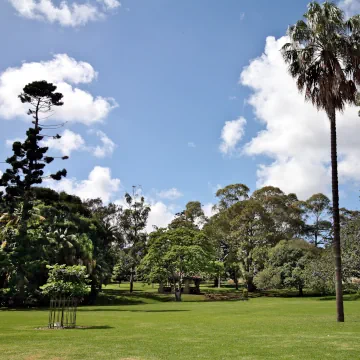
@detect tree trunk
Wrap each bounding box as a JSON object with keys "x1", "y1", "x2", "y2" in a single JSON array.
[
  {"x1": 129, "y1": 269, "x2": 134, "y2": 293},
  {"x1": 218, "y1": 273, "x2": 221, "y2": 289},
  {"x1": 89, "y1": 281, "x2": 99, "y2": 305},
  {"x1": 175, "y1": 288, "x2": 181, "y2": 301},
  {"x1": 298, "y1": 285, "x2": 303, "y2": 297},
  {"x1": 234, "y1": 271, "x2": 239, "y2": 290},
  {"x1": 330, "y1": 113, "x2": 344, "y2": 322},
  {"x1": 175, "y1": 279, "x2": 182, "y2": 301},
  {"x1": 17, "y1": 195, "x2": 31, "y2": 301},
  {"x1": 247, "y1": 279, "x2": 256, "y2": 292},
  {"x1": 194, "y1": 279, "x2": 201, "y2": 294}
]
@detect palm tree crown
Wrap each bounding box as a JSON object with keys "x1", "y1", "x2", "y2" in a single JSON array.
[{"x1": 282, "y1": 1, "x2": 360, "y2": 117}]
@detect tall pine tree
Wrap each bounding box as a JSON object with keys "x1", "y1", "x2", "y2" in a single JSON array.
[{"x1": 0, "y1": 81, "x2": 67, "y2": 302}]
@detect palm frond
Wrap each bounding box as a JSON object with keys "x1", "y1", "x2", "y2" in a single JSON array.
[{"x1": 281, "y1": 1, "x2": 359, "y2": 114}]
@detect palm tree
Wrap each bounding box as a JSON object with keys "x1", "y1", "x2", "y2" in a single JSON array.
[{"x1": 282, "y1": 2, "x2": 360, "y2": 322}]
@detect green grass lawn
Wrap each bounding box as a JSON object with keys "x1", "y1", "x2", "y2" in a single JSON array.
[{"x1": 1, "y1": 284, "x2": 360, "y2": 360}]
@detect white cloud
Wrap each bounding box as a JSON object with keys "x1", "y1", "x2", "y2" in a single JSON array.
[
  {"x1": 47, "y1": 166, "x2": 120, "y2": 202},
  {"x1": 0, "y1": 54, "x2": 117, "y2": 125},
  {"x1": 92, "y1": 130, "x2": 116, "y2": 158},
  {"x1": 41, "y1": 129, "x2": 85, "y2": 156},
  {"x1": 240, "y1": 36, "x2": 360, "y2": 199},
  {"x1": 8, "y1": 0, "x2": 120, "y2": 27},
  {"x1": 338, "y1": 0, "x2": 360, "y2": 17},
  {"x1": 114, "y1": 194, "x2": 175, "y2": 233},
  {"x1": 146, "y1": 201, "x2": 175, "y2": 232},
  {"x1": 229, "y1": 96, "x2": 237, "y2": 101},
  {"x1": 240, "y1": 12, "x2": 245, "y2": 21},
  {"x1": 5, "y1": 137, "x2": 23, "y2": 147},
  {"x1": 40, "y1": 129, "x2": 116, "y2": 158},
  {"x1": 203, "y1": 203, "x2": 218, "y2": 218},
  {"x1": 157, "y1": 188, "x2": 183, "y2": 200},
  {"x1": 219, "y1": 117, "x2": 246, "y2": 155},
  {"x1": 98, "y1": 0, "x2": 121, "y2": 10},
  {"x1": 188, "y1": 142, "x2": 196, "y2": 148}
]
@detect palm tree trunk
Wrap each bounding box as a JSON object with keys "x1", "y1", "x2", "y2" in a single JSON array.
[{"x1": 329, "y1": 112, "x2": 344, "y2": 322}]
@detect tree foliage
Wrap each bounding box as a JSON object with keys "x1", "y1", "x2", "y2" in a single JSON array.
[
  {"x1": 41, "y1": 264, "x2": 89, "y2": 299},
  {"x1": 139, "y1": 227, "x2": 214, "y2": 301}
]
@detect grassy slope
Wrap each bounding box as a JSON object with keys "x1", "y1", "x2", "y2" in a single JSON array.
[{"x1": 1, "y1": 284, "x2": 360, "y2": 360}]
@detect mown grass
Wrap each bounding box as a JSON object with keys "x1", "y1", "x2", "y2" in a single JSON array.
[{"x1": 1, "y1": 283, "x2": 360, "y2": 359}]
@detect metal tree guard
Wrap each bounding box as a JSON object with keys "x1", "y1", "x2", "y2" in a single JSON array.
[{"x1": 48, "y1": 298, "x2": 78, "y2": 329}]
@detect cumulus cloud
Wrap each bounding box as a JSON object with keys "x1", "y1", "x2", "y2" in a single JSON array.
[
  {"x1": 98, "y1": 0, "x2": 121, "y2": 10},
  {"x1": 240, "y1": 36, "x2": 360, "y2": 199},
  {"x1": 157, "y1": 188, "x2": 183, "y2": 200},
  {"x1": 38, "y1": 128, "x2": 116, "y2": 158},
  {"x1": 203, "y1": 203, "x2": 218, "y2": 218},
  {"x1": 146, "y1": 201, "x2": 175, "y2": 232},
  {"x1": 0, "y1": 54, "x2": 117, "y2": 125},
  {"x1": 41, "y1": 129, "x2": 85, "y2": 156},
  {"x1": 115, "y1": 195, "x2": 175, "y2": 233},
  {"x1": 5, "y1": 137, "x2": 24, "y2": 147},
  {"x1": 338, "y1": 0, "x2": 360, "y2": 17},
  {"x1": 47, "y1": 166, "x2": 120, "y2": 202},
  {"x1": 219, "y1": 117, "x2": 246, "y2": 155},
  {"x1": 8, "y1": 0, "x2": 120, "y2": 27},
  {"x1": 91, "y1": 130, "x2": 116, "y2": 158}
]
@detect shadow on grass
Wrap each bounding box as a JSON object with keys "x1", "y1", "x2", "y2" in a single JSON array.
[
  {"x1": 319, "y1": 294, "x2": 360, "y2": 301},
  {"x1": 79, "y1": 309, "x2": 189, "y2": 313},
  {"x1": 35, "y1": 325, "x2": 114, "y2": 330},
  {"x1": 74, "y1": 325, "x2": 114, "y2": 330},
  {"x1": 0, "y1": 307, "x2": 47, "y2": 311},
  {"x1": 94, "y1": 289, "x2": 174, "y2": 306}
]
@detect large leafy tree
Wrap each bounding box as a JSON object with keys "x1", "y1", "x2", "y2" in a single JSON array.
[
  {"x1": 205, "y1": 184, "x2": 250, "y2": 288},
  {"x1": 215, "y1": 184, "x2": 250, "y2": 211},
  {"x1": 251, "y1": 187, "x2": 305, "y2": 239},
  {"x1": 281, "y1": 1, "x2": 360, "y2": 322},
  {"x1": 227, "y1": 199, "x2": 276, "y2": 291},
  {"x1": 254, "y1": 239, "x2": 317, "y2": 296},
  {"x1": 203, "y1": 213, "x2": 229, "y2": 288},
  {"x1": 169, "y1": 201, "x2": 206, "y2": 230},
  {"x1": 340, "y1": 214, "x2": 360, "y2": 283},
  {"x1": 139, "y1": 227, "x2": 214, "y2": 301},
  {"x1": 304, "y1": 194, "x2": 332, "y2": 247},
  {"x1": 85, "y1": 199, "x2": 123, "y2": 302},
  {"x1": 206, "y1": 185, "x2": 304, "y2": 291},
  {"x1": 119, "y1": 188, "x2": 150, "y2": 292}
]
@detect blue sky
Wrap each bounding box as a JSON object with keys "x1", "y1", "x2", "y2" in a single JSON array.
[{"x1": 0, "y1": 0, "x2": 360, "y2": 228}]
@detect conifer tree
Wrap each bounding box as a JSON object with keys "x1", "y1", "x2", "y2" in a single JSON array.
[{"x1": 0, "y1": 81, "x2": 67, "y2": 300}]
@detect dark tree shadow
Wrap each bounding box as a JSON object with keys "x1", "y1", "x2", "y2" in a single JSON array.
[
  {"x1": 79, "y1": 309, "x2": 189, "y2": 313},
  {"x1": 0, "y1": 307, "x2": 47, "y2": 311},
  {"x1": 73, "y1": 325, "x2": 114, "y2": 330},
  {"x1": 319, "y1": 294, "x2": 360, "y2": 301},
  {"x1": 94, "y1": 289, "x2": 174, "y2": 306}
]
